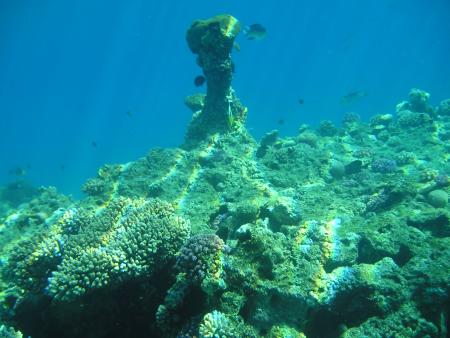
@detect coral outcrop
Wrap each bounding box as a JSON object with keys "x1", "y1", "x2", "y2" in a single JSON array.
[
  {"x1": 0, "y1": 13, "x2": 449, "y2": 338},
  {"x1": 184, "y1": 14, "x2": 247, "y2": 148}
]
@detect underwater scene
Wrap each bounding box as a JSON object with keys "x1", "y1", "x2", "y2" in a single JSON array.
[{"x1": 1, "y1": 1, "x2": 450, "y2": 337}]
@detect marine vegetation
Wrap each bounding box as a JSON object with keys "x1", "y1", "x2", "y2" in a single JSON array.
[{"x1": 0, "y1": 14, "x2": 449, "y2": 338}]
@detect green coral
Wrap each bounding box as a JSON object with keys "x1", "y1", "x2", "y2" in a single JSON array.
[
  {"x1": 0, "y1": 325, "x2": 23, "y2": 338},
  {"x1": 46, "y1": 198, "x2": 190, "y2": 300},
  {"x1": 198, "y1": 310, "x2": 235, "y2": 338},
  {"x1": 0, "y1": 188, "x2": 72, "y2": 297}
]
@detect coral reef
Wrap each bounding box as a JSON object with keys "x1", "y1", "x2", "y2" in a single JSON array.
[
  {"x1": 175, "y1": 233, "x2": 226, "y2": 286},
  {"x1": 437, "y1": 99, "x2": 450, "y2": 116},
  {"x1": 198, "y1": 310, "x2": 235, "y2": 337},
  {"x1": 184, "y1": 14, "x2": 247, "y2": 147},
  {"x1": 396, "y1": 88, "x2": 435, "y2": 116},
  {"x1": 371, "y1": 158, "x2": 397, "y2": 173},
  {"x1": 0, "y1": 13, "x2": 449, "y2": 338},
  {"x1": 0, "y1": 325, "x2": 23, "y2": 338},
  {"x1": 46, "y1": 198, "x2": 190, "y2": 301}
]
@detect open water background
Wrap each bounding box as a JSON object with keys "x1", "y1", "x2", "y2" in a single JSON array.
[{"x1": 1, "y1": 0, "x2": 449, "y2": 196}]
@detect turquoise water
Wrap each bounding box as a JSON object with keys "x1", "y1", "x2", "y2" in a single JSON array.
[{"x1": 1, "y1": 0, "x2": 449, "y2": 195}]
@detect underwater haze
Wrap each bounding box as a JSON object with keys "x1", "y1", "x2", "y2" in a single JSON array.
[{"x1": 1, "y1": 0, "x2": 449, "y2": 196}]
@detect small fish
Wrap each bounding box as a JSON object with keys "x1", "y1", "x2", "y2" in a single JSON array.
[
  {"x1": 277, "y1": 119, "x2": 285, "y2": 125},
  {"x1": 194, "y1": 75, "x2": 206, "y2": 87},
  {"x1": 60, "y1": 165, "x2": 65, "y2": 171},
  {"x1": 126, "y1": 111, "x2": 133, "y2": 118},
  {"x1": 9, "y1": 167, "x2": 27, "y2": 176},
  {"x1": 298, "y1": 98, "x2": 304, "y2": 105},
  {"x1": 243, "y1": 23, "x2": 267, "y2": 40},
  {"x1": 91, "y1": 141, "x2": 97, "y2": 148},
  {"x1": 340, "y1": 91, "x2": 367, "y2": 104},
  {"x1": 233, "y1": 42, "x2": 241, "y2": 52}
]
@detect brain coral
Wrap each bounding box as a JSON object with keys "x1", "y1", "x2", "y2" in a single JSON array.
[{"x1": 46, "y1": 197, "x2": 190, "y2": 300}]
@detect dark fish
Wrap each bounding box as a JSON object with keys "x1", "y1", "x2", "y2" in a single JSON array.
[
  {"x1": 126, "y1": 111, "x2": 133, "y2": 118},
  {"x1": 194, "y1": 75, "x2": 206, "y2": 87},
  {"x1": 298, "y1": 99, "x2": 304, "y2": 104},
  {"x1": 340, "y1": 91, "x2": 367, "y2": 104},
  {"x1": 344, "y1": 160, "x2": 363, "y2": 175},
  {"x1": 91, "y1": 141, "x2": 97, "y2": 148},
  {"x1": 9, "y1": 167, "x2": 27, "y2": 176},
  {"x1": 60, "y1": 165, "x2": 65, "y2": 171},
  {"x1": 243, "y1": 23, "x2": 267, "y2": 40},
  {"x1": 277, "y1": 119, "x2": 285, "y2": 125}
]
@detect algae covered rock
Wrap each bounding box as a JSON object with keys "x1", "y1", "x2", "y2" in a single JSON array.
[
  {"x1": 407, "y1": 209, "x2": 450, "y2": 237},
  {"x1": 427, "y1": 189, "x2": 448, "y2": 208},
  {"x1": 297, "y1": 130, "x2": 318, "y2": 147},
  {"x1": 184, "y1": 93, "x2": 206, "y2": 112},
  {"x1": 184, "y1": 14, "x2": 247, "y2": 146},
  {"x1": 437, "y1": 98, "x2": 450, "y2": 116},
  {"x1": 341, "y1": 303, "x2": 438, "y2": 338},
  {"x1": 186, "y1": 14, "x2": 240, "y2": 56},
  {"x1": 408, "y1": 88, "x2": 434, "y2": 115},
  {"x1": 396, "y1": 88, "x2": 434, "y2": 116},
  {"x1": 267, "y1": 196, "x2": 301, "y2": 226},
  {"x1": 329, "y1": 160, "x2": 345, "y2": 179},
  {"x1": 256, "y1": 129, "x2": 278, "y2": 158}
]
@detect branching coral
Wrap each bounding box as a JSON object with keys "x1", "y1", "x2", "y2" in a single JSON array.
[
  {"x1": 199, "y1": 310, "x2": 235, "y2": 338},
  {"x1": 46, "y1": 198, "x2": 190, "y2": 301}
]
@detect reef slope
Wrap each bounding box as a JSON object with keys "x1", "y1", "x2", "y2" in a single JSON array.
[{"x1": 0, "y1": 14, "x2": 449, "y2": 338}]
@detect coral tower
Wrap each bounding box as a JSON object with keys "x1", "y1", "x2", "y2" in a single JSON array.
[{"x1": 184, "y1": 14, "x2": 247, "y2": 148}]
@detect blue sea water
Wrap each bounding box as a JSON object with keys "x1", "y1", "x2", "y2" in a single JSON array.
[{"x1": 1, "y1": 0, "x2": 449, "y2": 197}]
